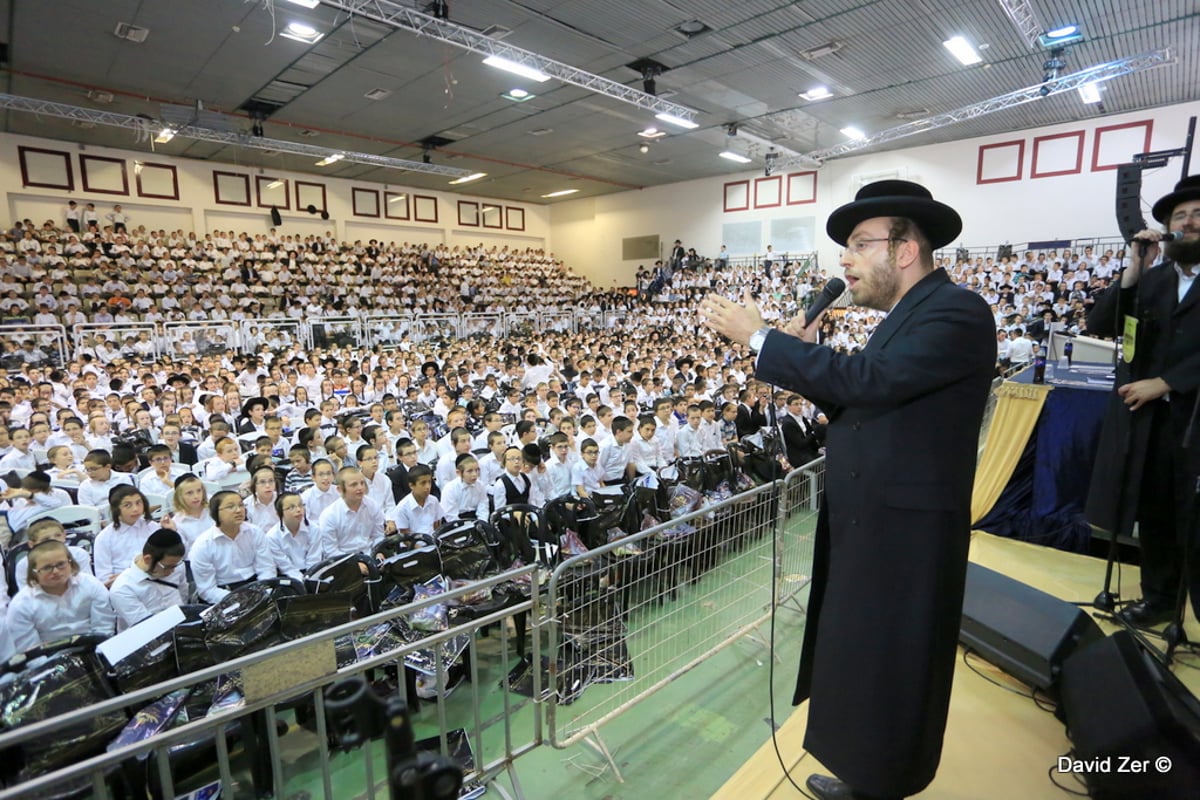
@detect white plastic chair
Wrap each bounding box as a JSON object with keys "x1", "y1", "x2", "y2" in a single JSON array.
[
  {"x1": 26, "y1": 504, "x2": 103, "y2": 538},
  {"x1": 143, "y1": 493, "x2": 169, "y2": 520}
]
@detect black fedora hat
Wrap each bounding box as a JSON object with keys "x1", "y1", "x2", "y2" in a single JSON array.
[
  {"x1": 826, "y1": 179, "x2": 962, "y2": 249},
  {"x1": 1151, "y1": 175, "x2": 1200, "y2": 224}
]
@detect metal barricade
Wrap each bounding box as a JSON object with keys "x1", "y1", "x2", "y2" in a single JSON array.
[
  {"x1": 461, "y1": 312, "x2": 503, "y2": 340},
  {"x1": 538, "y1": 310, "x2": 575, "y2": 334},
  {"x1": 73, "y1": 322, "x2": 160, "y2": 361},
  {"x1": 544, "y1": 480, "x2": 793, "y2": 776},
  {"x1": 503, "y1": 313, "x2": 538, "y2": 338},
  {"x1": 573, "y1": 308, "x2": 603, "y2": 330},
  {"x1": 239, "y1": 318, "x2": 309, "y2": 354},
  {"x1": 308, "y1": 315, "x2": 364, "y2": 350},
  {"x1": 408, "y1": 313, "x2": 461, "y2": 344},
  {"x1": 162, "y1": 320, "x2": 241, "y2": 358},
  {"x1": 775, "y1": 459, "x2": 823, "y2": 611},
  {"x1": 363, "y1": 313, "x2": 413, "y2": 347},
  {"x1": 0, "y1": 566, "x2": 542, "y2": 800},
  {"x1": 0, "y1": 323, "x2": 68, "y2": 369}
]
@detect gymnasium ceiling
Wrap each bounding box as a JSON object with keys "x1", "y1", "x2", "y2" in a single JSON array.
[{"x1": 0, "y1": 0, "x2": 1196, "y2": 204}]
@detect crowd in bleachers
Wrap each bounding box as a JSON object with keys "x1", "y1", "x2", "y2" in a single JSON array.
[{"x1": 0, "y1": 210, "x2": 1138, "y2": 664}]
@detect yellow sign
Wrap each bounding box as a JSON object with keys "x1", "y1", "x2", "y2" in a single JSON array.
[{"x1": 1122, "y1": 315, "x2": 1138, "y2": 363}]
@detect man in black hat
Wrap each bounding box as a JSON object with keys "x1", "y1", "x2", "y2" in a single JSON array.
[
  {"x1": 703, "y1": 180, "x2": 995, "y2": 800},
  {"x1": 1086, "y1": 175, "x2": 1200, "y2": 627}
]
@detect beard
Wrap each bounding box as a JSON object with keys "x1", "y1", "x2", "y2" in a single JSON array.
[{"x1": 1165, "y1": 238, "x2": 1200, "y2": 267}]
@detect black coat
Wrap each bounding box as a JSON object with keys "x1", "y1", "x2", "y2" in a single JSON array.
[
  {"x1": 1085, "y1": 262, "x2": 1200, "y2": 536},
  {"x1": 781, "y1": 414, "x2": 823, "y2": 468},
  {"x1": 755, "y1": 269, "x2": 996, "y2": 797}
]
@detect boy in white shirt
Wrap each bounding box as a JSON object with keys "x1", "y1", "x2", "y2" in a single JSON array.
[{"x1": 390, "y1": 465, "x2": 444, "y2": 535}]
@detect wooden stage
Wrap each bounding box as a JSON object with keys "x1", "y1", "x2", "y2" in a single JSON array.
[{"x1": 713, "y1": 531, "x2": 1200, "y2": 800}]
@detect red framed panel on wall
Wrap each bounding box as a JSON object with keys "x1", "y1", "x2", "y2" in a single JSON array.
[
  {"x1": 1031, "y1": 131, "x2": 1085, "y2": 179},
  {"x1": 413, "y1": 195, "x2": 438, "y2": 223},
  {"x1": 976, "y1": 140, "x2": 1025, "y2": 184},
  {"x1": 505, "y1": 206, "x2": 525, "y2": 231},
  {"x1": 80, "y1": 155, "x2": 129, "y2": 195},
  {"x1": 19, "y1": 146, "x2": 74, "y2": 191},
  {"x1": 135, "y1": 162, "x2": 179, "y2": 200},
  {"x1": 723, "y1": 180, "x2": 750, "y2": 212},
  {"x1": 754, "y1": 175, "x2": 783, "y2": 209},
  {"x1": 1091, "y1": 120, "x2": 1154, "y2": 172},
  {"x1": 785, "y1": 171, "x2": 817, "y2": 205},
  {"x1": 296, "y1": 181, "x2": 327, "y2": 214},
  {"x1": 213, "y1": 171, "x2": 251, "y2": 206},
  {"x1": 352, "y1": 188, "x2": 380, "y2": 217},
  {"x1": 255, "y1": 176, "x2": 290, "y2": 209},
  {"x1": 457, "y1": 200, "x2": 479, "y2": 227},
  {"x1": 481, "y1": 204, "x2": 503, "y2": 229},
  {"x1": 384, "y1": 192, "x2": 410, "y2": 220}
]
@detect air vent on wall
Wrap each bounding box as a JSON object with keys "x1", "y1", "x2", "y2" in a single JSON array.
[
  {"x1": 87, "y1": 90, "x2": 114, "y2": 104},
  {"x1": 364, "y1": 88, "x2": 391, "y2": 101},
  {"x1": 480, "y1": 25, "x2": 512, "y2": 40},
  {"x1": 113, "y1": 22, "x2": 150, "y2": 43}
]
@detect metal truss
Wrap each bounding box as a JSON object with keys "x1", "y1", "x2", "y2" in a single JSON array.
[
  {"x1": 0, "y1": 93, "x2": 476, "y2": 178},
  {"x1": 997, "y1": 0, "x2": 1043, "y2": 49},
  {"x1": 774, "y1": 49, "x2": 1172, "y2": 171},
  {"x1": 322, "y1": 0, "x2": 698, "y2": 125}
]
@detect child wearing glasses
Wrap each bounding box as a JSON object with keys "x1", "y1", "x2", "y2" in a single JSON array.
[
  {"x1": 109, "y1": 528, "x2": 188, "y2": 631},
  {"x1": 8, "y1": 539, "x2": 114, "y2": 653}
]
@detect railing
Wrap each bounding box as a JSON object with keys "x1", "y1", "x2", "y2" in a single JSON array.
[
  {"x1": 0, "y1": 566, "x2": 542, "y2": 800},
  {"x1": 0, "y1": 323, "x2": 69, "y2": 368},
  {"x1": 73, "y1": 321, "x2": 160, "y2": 361},
  {"x1": 162, "y1": 320, "x2": 241, "y2": 357}
]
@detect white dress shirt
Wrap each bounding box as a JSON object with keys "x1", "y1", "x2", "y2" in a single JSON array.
[
  {"x1": 77, "y1": 472, "x2": 137, "y2": 518},
  {"x1": 109, "y1": 561, "x2": 188, "y2": 630},
  {"x1": 265, "y1": 520, "x2": 323, "y2": 578},
  {"x1": 389, "y1": 492, "x2": 445, "y2": 535},
  {"x1": 365, "y1": 469, "x2": 396, "y2": 514},
  {"x1": 189, "y1": 522, "x2": 277, "y2": 604},
  {"x1": 302, "y1": 483, "x2": 339, "y2": 523},
  {"x1": 317, "y1": 497, "x2": 386, "y2": 558},
  {"x1": 7, "y1": 573, "x2": 116, "y2": 653},
  {"x1": 244, "y1": 494, "x2": 280, "y2": 531},
  {"x1": 93, "y1": 517, "x2": 161, "y2": 583},
  {"x1": 440, "y1": 478, "x2": 487, "y2": 520}
]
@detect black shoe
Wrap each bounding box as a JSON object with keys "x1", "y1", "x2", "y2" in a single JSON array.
[
  {"x1": 806, "y1": 774, "x2": 858, "y2": 800},
  {"x1": 1118, "y1": 599, "x2": 1174, "y2": 627}
]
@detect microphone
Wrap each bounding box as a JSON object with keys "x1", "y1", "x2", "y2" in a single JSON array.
[
  {"x1": 805, "y1": 277, "x2": 847, "y2": 323},
  {"x1": 1131, "y1": 231, "x2": 1183, "y2": 245}
]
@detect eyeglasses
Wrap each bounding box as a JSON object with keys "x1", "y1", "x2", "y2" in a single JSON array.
[
  {"x1": 33, "y1": 560, "x2": 70, "y2": 575},
  {"x1": 1170, "y1": 209, "x2": 1200, "y2": 223},
  {"x1": 845, "y1": 237, "x2": 908, "y2": 253}
]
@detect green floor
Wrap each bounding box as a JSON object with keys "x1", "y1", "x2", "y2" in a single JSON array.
[{"x1": 198, "y1": 516, "x2": 816, "y2": 800}]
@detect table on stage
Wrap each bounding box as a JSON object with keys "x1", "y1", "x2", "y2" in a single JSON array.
[{"x1": 971, "y1": 361, "x2": 1113, "y2": 552}]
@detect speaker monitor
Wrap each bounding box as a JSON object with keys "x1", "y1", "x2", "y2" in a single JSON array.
[
  {"x1": 997, "y1": 244, "x2": 1013, "y2": 259},
  {"x1": 959, "y1": 563, "x2": 1103, "y2": 698},
  {"x1": 1115, "y1": 163, "x2": 1145, "y2": 243},
  {"x1": 270, "y1": 206, "x2": 283, "y2": 227},
  {"x1": 1059, "y1": 631, "x2": 1200, "y2": 799}
]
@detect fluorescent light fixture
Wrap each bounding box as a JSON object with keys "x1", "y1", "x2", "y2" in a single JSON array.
[
  {"x1": 541, "y1": 189, "x2": 579, "y2": 198},
  {"x1": 501, "y1": 89, "x2": 535, "y2": 102},
  {"x1": 799, "y1": 86, "x2": 833, "y2": 101},
  {"x1": 266, "y1": 179, "x2": 284, "y2": 189},
  {"x1": 840, "y1": 126, "x2": 866, "y2": 140},
  {"x1": 943, "y1": 36, "x2": 982, "y2": 66},
  {"x1": 482, "y1": 55, "x2": 551, "y2": 83},
  {"x1": 655, "y1": 112, "x2": 699, "y2": 130},
  {"x1": 284, "y1": 0, "x2": 321, "y2": 7},
  {"x1": 719, "y1": 151, "x2": 752, "y2": 164},
  {"x1": 314, "y1": 153, "x2": 344, "y2": 166},
  {"x1": 1078, "y1": 83, "x2": 1101, "y2": 104},
  {"x1": 154, "y1": 127, "x2": 175, "y2": 144},
  {"x1": 281, "y1": 21, "x2": 323, "y2": 43},
  {"x1": 638, "y1": 127, "x2": 667, "y2": 139},
  {"x1": 1038, "y1": 25, "x2": 1084, "y2": 47},
  {"x1": 508, "y1": 88, "x2": 529, "y2": 98},
  {"x1": 449, "y1": 172, "x2": 487, "y2": 185}
]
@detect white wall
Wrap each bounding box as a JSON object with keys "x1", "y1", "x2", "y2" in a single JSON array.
[
  {"x1": 0, "y1": 131, "x2": 549, "y2": 251},
  {"x1": 552, "y1": 100, "x2": 1200, "y2": 285}
]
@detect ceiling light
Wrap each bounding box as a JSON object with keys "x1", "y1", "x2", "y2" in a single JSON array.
[
  {"x1": 508, "y1": 88, "x2": 529, "y2": 98},
  {"x1": 1038, "y1": 25, "x2": 1084, "y2": 48},
  {"x1": 675, "y1": 20, "x2": 712, "y2": 38},
  {"x1": 449, "y1": 172, "x2": 487, "y2": 185},
  {"x1": 840, "y1": 126, "x2": 866, "y2": 140},
  {"x1": 639, "y1": 143, "x2": 649, "y2": 154},
  {"x1": 542, "y1": 189, "x2": 579, "y2": 198},
  {"x1": 314, "y1": 153, "x2": 344, "y2": 166},
  {"x1": 281, "y1": 21, "x2": 323, "y2": 43},
  {"x1": 285, "y1": 0, "x2": 321, "y2": 7},
  {"x1": 801, "y1": 41, "x2": 843, "y2": 60},
  {"x1": 943, "y1": 36, "x2": 983, "y2": 66},
  {"x1": 154, "y1": 127, "x2": 175, "y2": 144},
  {"x1": 501, "y1": 89, "x2": 535, "y2": 102},
  {"x1": 483, "y1": 55, "x2": 551, "y2": 83},
  {"x1": 799, "y1": 86, "x2": 833, "y2": 101},
  {"x1": 655, "y1": 112, "x2": 698, "y2": 130},
  {"x1": 719, "y1": 151, "x2": 752, "y2": 164},
  {"x1": 638, "y1": 127, "x2": 666, "y2": 139},
  {"x1": 1078, "y1": 83, "x2": 1102, "y2": 104}
]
